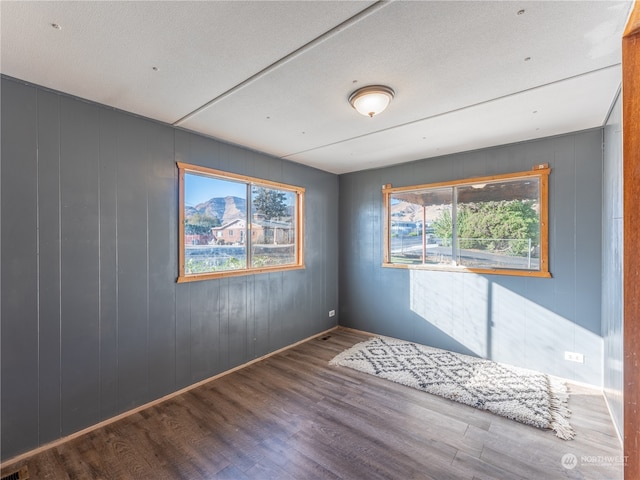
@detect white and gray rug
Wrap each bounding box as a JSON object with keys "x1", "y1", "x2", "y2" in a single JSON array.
[{"x1": 330, "y1": 336, "x2": 574, "y2": 440}]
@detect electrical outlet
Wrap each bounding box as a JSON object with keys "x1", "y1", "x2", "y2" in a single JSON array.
[
  {"x1": 564, "y1": 351, "x2": 584, "y2": 363},
  {"x1": 329, "y1": 310, "x2": 336, "y2": 317}
]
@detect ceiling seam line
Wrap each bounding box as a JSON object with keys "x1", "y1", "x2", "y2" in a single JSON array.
[
  {"x1": 172, "y1": 0, "x2": 394, "y2": 126},
  {"x1": 281, "y1": 63, "x2": 623, "y2": 159}
]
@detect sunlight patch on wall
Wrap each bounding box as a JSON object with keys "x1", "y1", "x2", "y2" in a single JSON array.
[
  {"x1": 410, "y1": 270, "x2": 489, "y2": 357},
  {"x1": 409, "y1": 270, "x2": 603, "y2": 385}
]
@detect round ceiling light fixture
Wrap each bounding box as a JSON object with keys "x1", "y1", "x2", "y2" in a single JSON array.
[{"x1": 348, "y1": 85, "x2": 394, "y2": 118}]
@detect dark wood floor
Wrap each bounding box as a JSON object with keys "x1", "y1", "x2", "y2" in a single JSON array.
[{"x1": 2, "y1": 328, "x2": 623, "y2": 480}]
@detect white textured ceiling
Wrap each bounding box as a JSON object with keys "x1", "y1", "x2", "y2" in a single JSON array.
[{"x1": 1, "y1": 1, "x2": 632, "y2": 174}]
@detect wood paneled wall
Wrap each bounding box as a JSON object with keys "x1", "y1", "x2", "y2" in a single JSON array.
[
  {"x1": 339, "y1": 130, "x2": 604, "y2": 386},
  {"x1": 0, "y1": 77, "x2": 339, "y2": 461},
  {"x1": 602, "y1": 91, "x2": 624, "y2": 440}
]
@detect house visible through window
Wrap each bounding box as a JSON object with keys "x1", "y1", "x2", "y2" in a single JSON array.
[
  {"x1": 383, "y1": 166, "x2": 550, "y2": 277},
  {"x1": 178, "y1": 162, "x2": 305, "y2": 282}
]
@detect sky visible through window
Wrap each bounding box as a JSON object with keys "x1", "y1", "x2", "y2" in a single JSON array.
[
  {"x1": 179, "y1": 164, "x2": 304, "y2": 281},
  {"x1": 185, "y1": 173, "x2": 245, "y2": 207}
]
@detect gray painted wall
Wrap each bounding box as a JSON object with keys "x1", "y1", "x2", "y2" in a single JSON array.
[
  {"x1": 0, "y1": 76, "x2": 339, "y2": 460},
  {"x1": 339, "y1": 130, "x2": 603, "y2": 386},
  {"x1": 602, "y1": 91, "x2": 623, "y2": 438}
]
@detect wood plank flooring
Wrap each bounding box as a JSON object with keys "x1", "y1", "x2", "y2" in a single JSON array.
[{"x1": 1, "y1": 328, "x2": 623, "y2": 479}]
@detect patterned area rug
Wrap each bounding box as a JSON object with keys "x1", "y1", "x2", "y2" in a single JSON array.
[{"x1": 330, "y1": 336, "x2": 574, "y2": 440}]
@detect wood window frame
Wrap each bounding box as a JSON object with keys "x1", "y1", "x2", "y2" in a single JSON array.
[
  {"x1": 623, "y1": 2, "x2": 640, "y2": 478},
  {"x1": 382, "y1": 166, "x2": 551, "y2": 277},
  {"x1": 177, "y1": 162, "x2": 305, "y2": 283}
]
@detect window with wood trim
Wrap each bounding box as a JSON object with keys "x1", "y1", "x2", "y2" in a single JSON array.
[
  {"x1": 383, "y1": 166, "x2": 550, "y2": 277},
  {"x1": 178, "y1": 162, "x2": 304, "y2": 282}
]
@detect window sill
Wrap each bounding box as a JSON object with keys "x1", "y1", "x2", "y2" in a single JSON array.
[
  {"x1": 177, "y1": 263, "x2": 305, "y2": 283},
  {"x1": 382, "y1": 262, "x2": 551, "y2": 278}
]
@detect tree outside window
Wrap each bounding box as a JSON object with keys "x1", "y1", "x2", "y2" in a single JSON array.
[
  {"x1": 383, "y1": 167, "x2": 550, "y2": 277},
  {"x1": 178, "y1": 163, "x2": 304, "y2": 282}
]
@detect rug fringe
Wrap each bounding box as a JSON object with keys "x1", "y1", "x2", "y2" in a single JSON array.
[{"x1": 548, "y1": 377, "x2": 575, "y2": 440}]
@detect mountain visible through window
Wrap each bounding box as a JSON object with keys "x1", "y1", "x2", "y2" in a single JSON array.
[
  {"x1": 383, "y1": 167, "x2": 550, "y2": 277},
  {"x1": 178, "y1": 163, "x2": 304, "y2": 282}
]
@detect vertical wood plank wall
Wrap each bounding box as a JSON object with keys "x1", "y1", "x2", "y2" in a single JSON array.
[
  {"x1": 603, "y1": 91, "x2": 624, "y2": 439},
  {"x1": 0, "y1": 77, "x2": 340, "y2": 460},
  {"x1": 623, "y1": 3, "x2": 640, "y2": 478},
  {"x1": 339, "y1": 130, "x2": 604, "y2": 386}
]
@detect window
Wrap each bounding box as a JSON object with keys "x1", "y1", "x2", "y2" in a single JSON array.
[
  {"x1": 383, "y1": 166, "x2": 550, "y2": 277},
  {"x1": 177, "y1": 162, "x2": 304, "y2": 282}
]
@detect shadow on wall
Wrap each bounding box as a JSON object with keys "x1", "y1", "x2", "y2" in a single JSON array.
[{"x1": 409, "y1": 270, "x2": 602, "y2": 385}]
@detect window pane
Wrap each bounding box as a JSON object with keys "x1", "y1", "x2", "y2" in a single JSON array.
[
  {"x1": 455, "y1": 178, "x2": 540, "y2": 270},
  {"x1": 383, "y1": 169, "x2": 549, "y2": 276},
  {"x1": 179, "y1": 163, "x2": 305, "y2": 282},
  {"x1": 390, "y1": 187, "x2": 453, "y2": 266},
  {"x1": 251, "y1": 186, "x2": 297, "y2": 267},
  {"x1": 184, "y1": 173, "x2": 247, "y2": 273}
]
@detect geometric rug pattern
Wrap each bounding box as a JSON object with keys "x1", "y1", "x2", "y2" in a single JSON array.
[{"x1": 330, "y1": 336, "x2": 574, "y2": 440}]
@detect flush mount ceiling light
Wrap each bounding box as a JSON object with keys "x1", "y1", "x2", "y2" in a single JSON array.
[{"x1": 348, "y1": 85, "x2": 394, "y2": 118}]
